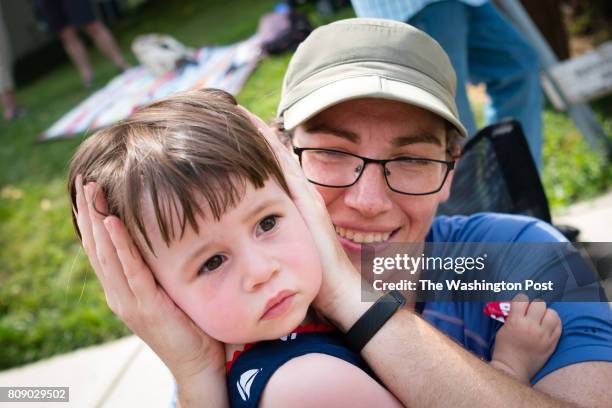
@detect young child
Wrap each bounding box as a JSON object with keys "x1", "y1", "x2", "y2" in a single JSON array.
[{"x1": 68, "y1": 89, "x2": 561, "y2": 407}]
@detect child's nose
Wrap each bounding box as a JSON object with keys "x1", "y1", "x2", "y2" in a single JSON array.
[{"x1": 242, "y1": 252, "x2": 280, "y2": 291}]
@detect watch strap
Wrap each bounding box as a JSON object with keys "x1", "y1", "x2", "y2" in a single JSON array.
[{"x1": 345, "y1": 290, "x2": 406, "y2": 353}]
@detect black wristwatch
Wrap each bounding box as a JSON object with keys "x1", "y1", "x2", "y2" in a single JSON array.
[{"x1": 345, "y1": 290, "x2": 406, "y2": 353}]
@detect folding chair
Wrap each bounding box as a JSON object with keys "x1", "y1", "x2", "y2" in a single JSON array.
[
  {"x1": 437, "y1": 120, "x2": 580, "y2": 241},
  {"x1": 437, "y1": 120, "x2": 551, "y2": 220}
]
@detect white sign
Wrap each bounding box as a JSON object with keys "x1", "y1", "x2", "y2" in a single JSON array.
[{"x1": 548, "y1": 41, "x2": 612, "y2": 107}]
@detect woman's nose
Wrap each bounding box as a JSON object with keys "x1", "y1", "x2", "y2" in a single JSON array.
[{"x1": 343, "y1": 163, "x2": 393, "y2": 217}]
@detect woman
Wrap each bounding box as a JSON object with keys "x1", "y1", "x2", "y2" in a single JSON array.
[{"x1": 73, "y1": 18, "x2": 612, "y2": 407}]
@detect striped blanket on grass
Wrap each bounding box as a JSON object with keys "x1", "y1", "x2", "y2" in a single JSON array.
[{"x1": 41, "y1": 36, "x2": 262, "y2": 140}]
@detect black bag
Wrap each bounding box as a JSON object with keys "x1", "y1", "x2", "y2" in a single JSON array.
[{"x1": 260, "y1": 11, "x2": 313, "y2": 55}]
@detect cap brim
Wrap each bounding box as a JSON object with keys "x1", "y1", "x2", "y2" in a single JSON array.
[{"x1": 282, "y1": 75, "x2": 467, "y2": 138}]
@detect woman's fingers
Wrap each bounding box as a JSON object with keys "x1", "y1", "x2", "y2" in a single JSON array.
[
  {"x1": 237, "y1": 106, "x2": 325, "y2": 215},
  {"x1": 73, "y1": 179, "x2": 223, "y2": 384},
  {"x1": 237, "y1": 106, "x2": 285, "y2": 149},
  {"x1": 104, "y1": 215, "x2": 158, "y2": 307},
  {"x1": 237, "y1": 106, "x2": 302, "y2": 173},
  {"x1": 248, "y1": 110, "x2": 333, "y2": 239},
  {"x1": 84, "y1": 183, "x2": 133, "y2": 310},
  {"x1": 75, "y1": 177, "x2": 129, "y2": 312},
  {"x1": 75, "y1": 175, "x2": 102, "y2": 274}
]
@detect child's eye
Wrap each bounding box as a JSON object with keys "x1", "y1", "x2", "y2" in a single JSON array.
[
  {"x1": 256, "y1": 215, "x2": 279, "y2": 235},
  {"x1": 198, "y1": 254, "x2": 226, "y2": 275}
]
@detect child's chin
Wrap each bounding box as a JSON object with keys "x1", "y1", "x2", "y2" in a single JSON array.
[
  {"x1": 260, "y1": 309, "x2": 309, "y2": 341},
  {"x1": 219, "y1": 307, "x2": 309, "y2": 344}
]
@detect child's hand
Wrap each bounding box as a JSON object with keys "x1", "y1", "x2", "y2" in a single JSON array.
[
  {"x1": 238, "y1": 107, "x2": 372, "y2": 328},
  {"x1": 491, "y1": 293, "x2": 562, "y2": 383},
  {"x1": 74, "y1": 177, "x2": 225, "y2": 388}
]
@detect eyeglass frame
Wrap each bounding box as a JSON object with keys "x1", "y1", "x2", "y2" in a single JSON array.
[{"x1": 292, "y1": 147, "x2": 455, "y2": 196}]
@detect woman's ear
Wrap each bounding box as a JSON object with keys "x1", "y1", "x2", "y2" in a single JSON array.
[
  {"x1": 438, "y1": 163, "x2": 455, "y2": 203},
  {"x1": 439, "y1": 126, "x2": 462, "y2": 203},
  {"x1": 439, "y1": 170, "x2": 455, "y2": 203}
]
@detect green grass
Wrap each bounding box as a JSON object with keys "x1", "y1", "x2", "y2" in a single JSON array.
[
  {"x1": 472, "y1": 98, "x2": 612, "y2": 209},
  {"x1": 541, "y1": 107, "x2": 612, "y2": 208},
  {"x1": 0, "y1": 0, "x2": 610, "y2": 369}
]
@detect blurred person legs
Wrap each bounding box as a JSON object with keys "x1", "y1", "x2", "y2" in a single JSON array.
[
  {"x1": 410, "y1": 1, "x2": 543, "y2": 170},
  {"x1": 0, "y1": 6, "x2": 25, "y2": 121},
  {"x1": 57, "y1": 25, "x2": 95, "y2": 85},
  {"x1": 38, "y1": 0, "x2": 129, "y2": 87},
  {"x1": 83, "y1": 20, "x2": 130, "y2": 71},
  {"x1": 0, "y1": 90, "x2": 24, "y2": 121}
]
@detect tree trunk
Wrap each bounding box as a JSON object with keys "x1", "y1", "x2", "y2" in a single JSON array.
[{"x1": 495, "y1": 0, "x2": 570, "y2": 60}]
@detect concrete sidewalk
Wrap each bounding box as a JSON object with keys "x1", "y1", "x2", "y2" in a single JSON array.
[
  {"x1": 553, "y1": 191, "x2": 612, "y2": 242},
  {"x1": 0, "y1": 337, "x2": 174, "y2": 407},
  {"x1": 1, "y1": 191, "x2": 611, "y2": 407}
]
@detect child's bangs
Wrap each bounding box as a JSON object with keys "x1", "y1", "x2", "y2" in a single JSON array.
[
  {"x1": 135, "y1": 165, "x2": 252, "y2": 254},
  {"x1": 122, "y1": 125, "x2": 282, "y2": 254}
]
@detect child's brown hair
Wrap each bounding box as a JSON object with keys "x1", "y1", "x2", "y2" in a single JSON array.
[{"x1": 68, "y1": 89, "x2": 290, "y2": 253}]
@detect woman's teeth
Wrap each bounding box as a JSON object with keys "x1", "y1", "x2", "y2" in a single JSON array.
[{"x1": 334, "y1": 226, "x2": 392, "y2": 243}]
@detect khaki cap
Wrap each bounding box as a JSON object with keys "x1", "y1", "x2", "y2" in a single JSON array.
[{"x1": 278, "y1": 18, "x2": 467, "y2": 138}]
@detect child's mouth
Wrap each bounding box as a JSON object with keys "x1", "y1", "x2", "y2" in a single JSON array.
[{"x1": 261, "y1": 291, "x2": 296, "y2": 320}]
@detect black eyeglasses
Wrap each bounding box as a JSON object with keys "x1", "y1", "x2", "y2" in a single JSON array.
[{"x1": 293, "y1": 147, "x2": 455, "y2": 195}]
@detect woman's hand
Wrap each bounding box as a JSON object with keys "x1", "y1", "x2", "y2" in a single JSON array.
[
  {"x1": 238, "y1": 108, "x2": 370, "y2": 328},
  {"x1": 74, "y1": 177, "x2": 226, "y2": 400}
]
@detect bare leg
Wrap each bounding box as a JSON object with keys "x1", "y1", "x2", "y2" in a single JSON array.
[
  {"x1": 59, "y1": 26, "x2": 94, "y2": 85},
  {"x1": 1, "y1": 7, "x2": 20, "y2": 117},
  {"x1": 83, "y1": 21, "x2": 130, "y2": 70},
  {"x1": 1, "y1": 90, "x2": 17, "y2": 119},
  {"x1": 1, "y1": 90, "x2": 25, "y2": 121}
]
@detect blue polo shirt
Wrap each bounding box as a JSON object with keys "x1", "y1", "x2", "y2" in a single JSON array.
[{"x1": 424, "y1": 213, "x2": 612, "y2": 384}]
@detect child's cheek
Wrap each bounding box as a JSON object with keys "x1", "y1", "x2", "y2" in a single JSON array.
[
  {"x1": 301, "y1": 240, "x2": 323, "y2": 293},
  {"x1": 185, "y1": 282, "x2": 248, "y2": 343},
  {"x1": 281, "y1": 222, "x2": 323, "y2": 294}
]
